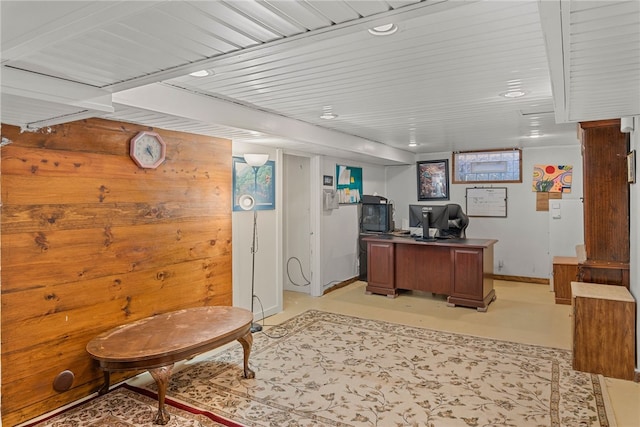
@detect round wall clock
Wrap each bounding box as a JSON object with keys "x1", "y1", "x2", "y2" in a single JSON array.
[{"x1": 130, "y1": 131, "x2": 166, "y2": 169}]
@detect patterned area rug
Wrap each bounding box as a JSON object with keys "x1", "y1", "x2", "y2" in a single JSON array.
[
  {"x1": 22, "y1": 385, "x2": 240, "y2": 427},
  {"x1": 142, "y1": 310, "x2": 615, "y2": 427}
]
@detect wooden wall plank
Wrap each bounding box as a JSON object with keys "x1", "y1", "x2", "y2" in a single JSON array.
[
  {"x1": 2, "y1": 202, "x2": 226, "y2": 233},
  {"x1": 2, "y1": 221, "x2": 231, "y2": 290},
  {"x1": 1, "y1": 118, "x2": 233, "y2": 426}
]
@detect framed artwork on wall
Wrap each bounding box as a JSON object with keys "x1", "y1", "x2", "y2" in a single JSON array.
[
  {"x1": 532, "y1": 164, "x2": 573, "y2": 192},
  {"x1": 232, "y1": 156, "x2": 275, "y2": 211},
  {"x1": 417, "y1": 159, "x2": 449, "y2": 201}
]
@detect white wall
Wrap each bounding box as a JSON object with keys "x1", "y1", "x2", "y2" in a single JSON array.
[
  {"x1": 320, "y1": 157, "x2": 387, "y2": 291},
  {"x1": 232, "y1": 147, "x2": 388, "y2": 316},
  {"x1": 232, "y1": 144, "x2": 282, "y2": 321},
  {"x1": 386, "y1": 144, "x2": 583, "y2": 279},
  {"x1": 283, "y1": 154, "x2": 311, "y2": 293}
]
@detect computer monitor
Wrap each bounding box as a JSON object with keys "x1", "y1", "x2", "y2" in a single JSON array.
[{"x1": 408, "y1": 204, "x2": 449, "y2": 239}]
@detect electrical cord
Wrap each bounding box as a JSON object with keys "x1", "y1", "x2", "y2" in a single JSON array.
[
  {"x1": 249, "y1": 255, "x2": 307, "y2": 338},
  {"x1": 286, "y1": 256, "x2": 310, "y2": 286},
  {"x1": 251, "y1": 294, "x2": 289, "y2": 339}
]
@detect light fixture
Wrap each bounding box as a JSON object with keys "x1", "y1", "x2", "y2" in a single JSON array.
[
  {"x1": 529, "y1": 130, "x2": 543, "y2": 139},
  {"x1": 189, "y1": 69, "x2": 214, "y2": 77},
  {"x1": 320, "y1": 106, "x2": 338, "y2": 120},
  {"x1": 243, "y1": 153, "x2": 269, "y2": 167},
  {"x1": 368, "y1": 23, "x2": 398, "y2": 36},
  {"x1": 241, "y1": 153, "x2": 269, "y2": 333},
  {"x1": 500, "y1": 90, "x2": 527, "y2": 98}
]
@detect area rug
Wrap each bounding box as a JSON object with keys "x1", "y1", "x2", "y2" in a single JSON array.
[
  {"x1": 140, "y1": 309, "x2": 615, "y2": 427},
  {"x1": 22, "y1": 384, "x2": 241, "y2": 427}
]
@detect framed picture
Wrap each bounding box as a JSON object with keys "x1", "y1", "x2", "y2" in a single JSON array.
[
  {"x1": 417, "y1": 159, "x2": 450, "y2": 201},
  {"x1": 232, "y1": 156, "x2": 276, "y2": 211},
  {"x1": 628, "y1": 150, "x2": 636, "y2": 184},
  {"x1": 323, "y1": 175, "x2": 333, "y2": 186}
]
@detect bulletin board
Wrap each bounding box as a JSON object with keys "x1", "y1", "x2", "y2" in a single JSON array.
[
  {"x1": 336, "y1": 164, "x2": 362, "y2": 204},
  {"x1": 465, "y1": 187, "x2": 507, "y2": 217}
]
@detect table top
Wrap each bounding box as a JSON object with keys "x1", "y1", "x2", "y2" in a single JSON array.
[
  {"x1": 86, "y1": 306, "x2": 252, "y2": 371},
  {"x1": 571, "y1": 282, "x2": 635, "y2": 303},
  {"x1": 553, "y1": 256, "x2": 579, "y2": 265},
  {"x1": 362, "y1": 234, "x2": 497, "y2": 248}
]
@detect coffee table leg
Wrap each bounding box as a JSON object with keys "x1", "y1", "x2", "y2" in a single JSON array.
[
  {"x1": 238, "y1": 332, "x2": 255, "y2": 379},
  {"x1": 97, "y1": 371, "x2": 111, "y2": 395},
  {"x1": 149, "y1": 364, "x2": 173, "y2": 425}
]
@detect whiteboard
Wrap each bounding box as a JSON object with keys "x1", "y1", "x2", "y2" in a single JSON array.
[{"x1": 466, "y1": 187, "x2": 507, "y2": 217}]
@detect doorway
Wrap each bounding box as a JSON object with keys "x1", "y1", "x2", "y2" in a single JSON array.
[{"x1": 283, "y1": 154, "x2": 312, "y2": 293}]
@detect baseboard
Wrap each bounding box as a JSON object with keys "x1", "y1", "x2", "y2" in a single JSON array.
[
  {"x1": 323, "y1": 276, "x2": 359, "y2": 295},
  {"x1": 344, "y1": 274, "x2": 550, "y2": 287},
  {"x1": 493, "y1": 274, "x2": 550, "y2": 285}
]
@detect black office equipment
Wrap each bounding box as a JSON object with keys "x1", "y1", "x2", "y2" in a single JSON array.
[
  {"x1": 409, "y1": 203, "x2": 469, "y2": 239},
  {"x1": 409, "y1": 204, "x2": 448, "y2": 240},
  {"x1": 361, "y1": 203, "x2": 393, "y2": 233},
  {"x1": 361, "y1": 194, "x2": 388, "y2": 204}
]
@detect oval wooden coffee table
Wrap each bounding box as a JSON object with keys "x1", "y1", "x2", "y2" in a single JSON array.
[{"x1": 86, "y1": 306, "x2": 255, "y2": 425}]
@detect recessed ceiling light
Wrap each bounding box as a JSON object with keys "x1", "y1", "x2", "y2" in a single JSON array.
[
  {"x1": 408, "y1": 142, "x2": 417, "y2": 147},
  {"x1": 189, "y1": 69, "x2": 214, "y2": 77},
  {"x1": 500, "y1": 90, "x2": 527, "y2": 98},
  {"x1": 368, "y1": 23, "x2": 398, "y2": 36},
  {"x1": 320, "y1": 106, "x2": 338, "y2": 120},
  {"x1": 320, "y1": 112, "x2": 338, "y2": 120}
]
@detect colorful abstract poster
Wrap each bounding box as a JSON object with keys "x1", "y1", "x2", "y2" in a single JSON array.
[{"x1": 532, "y1": 165, "x2": 572, "y2": 192}]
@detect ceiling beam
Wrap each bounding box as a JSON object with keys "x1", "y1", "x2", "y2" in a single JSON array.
[
  {"x1": 112, "y1": 83, "x2": 414, "y2": 165},
  {"x1": 2, "y1": 67, "x2": 114, "y2": 112},
  {"x1": 538, "y1": 0, "x2": 570, "y2": 124}
]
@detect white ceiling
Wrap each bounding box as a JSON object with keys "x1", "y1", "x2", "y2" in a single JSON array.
[{"x1": 1, "y1": 0, "x2": 639, "y2": 165}]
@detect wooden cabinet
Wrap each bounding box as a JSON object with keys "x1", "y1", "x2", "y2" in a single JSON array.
[
  {"x1": 571, "y1": 282, "x2": 635, "y2": 380},
  {"x1": 578, "y1": 120, "x2": 630, "y2": 287},
  {"x1": 552, "y1": 256, "x2": 579, "y2": 305},
  {"x1": 448, "y1": 247, "x2": 496, "y2": 312},
  {"x1": 365, "y1": 240, "x2": 396, "y2": 297}
]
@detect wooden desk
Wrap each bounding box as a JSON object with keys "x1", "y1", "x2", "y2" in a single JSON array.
[
  {"x1": 364, "y1": 236, "x2": 497, "y2": 311},
  {"x1": 86, "y1": 306, "x2": 254, "y2": 425}
]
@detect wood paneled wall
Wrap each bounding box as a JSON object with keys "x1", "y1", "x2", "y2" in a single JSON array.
[{"x1": 1, "y1": 118, "x2": 232, "y2": 425}]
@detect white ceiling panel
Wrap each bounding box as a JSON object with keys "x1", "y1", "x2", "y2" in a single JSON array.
[{"x1": 2, "y1": 1, "x2": 639, "y2": 165}]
